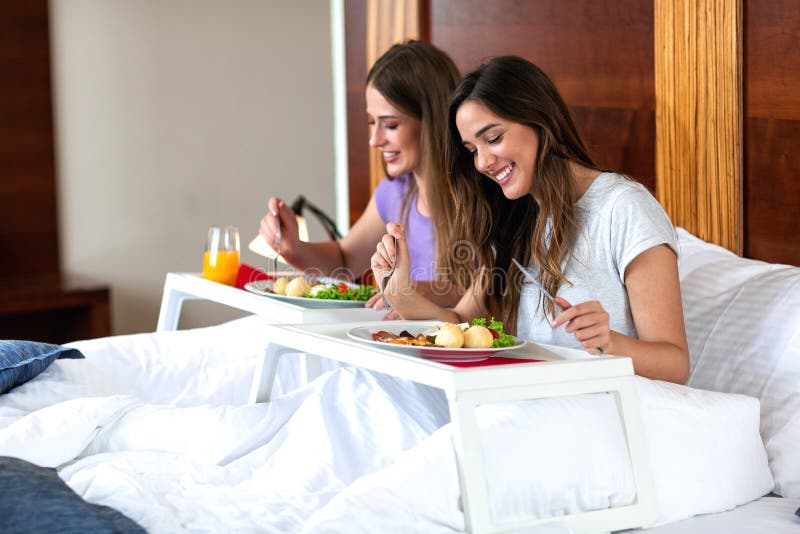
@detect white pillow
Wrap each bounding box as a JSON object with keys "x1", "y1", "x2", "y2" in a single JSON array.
[
  {"x1": 304, "y1": 379, "x2": 772, "y2": 532},
  {"x1": 677, "y1": 228, "x2": 800, "y2": 497},
  {"x1": 636, "y1": 379, "x2": 772, "y2": 525}
]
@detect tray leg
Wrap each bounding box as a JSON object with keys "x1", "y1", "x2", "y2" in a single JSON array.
[
  {"x1": 448, "y1": 397, "x2": 492, "y2": 533},
  {"x1": 156, "y1": 277, "x2": 188, "y2": 332},
  {"x1": 249, "y1": 343, "x2": 296, "y2": 403}
]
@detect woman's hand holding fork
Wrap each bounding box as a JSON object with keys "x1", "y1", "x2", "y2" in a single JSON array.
[
  {"x1": 259, "y1": 197, "x2": 301, "y2": 265},
  {"x1": 372, "y1": 222, "x2": 462, "y2": 322},
  {"x1": 370, "y1": 223, "x2": 413, "y2": 315}
]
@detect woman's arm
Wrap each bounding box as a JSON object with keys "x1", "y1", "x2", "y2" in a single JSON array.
[
  {"x1": 367, "y1": 279, "x2": 463, "y2": 311},
  {"x1": 410, "y1": 280, "x2": 463, "y2": 307},
  {"x1": 262, "y1": 196, "x2": 386, "y2": 280},
  {"x1": 551, "y1": 244, "x2": 690, "y2": 383},
  {"x1": 617, "y1": 244, "x2": 690, "y2": 382}
]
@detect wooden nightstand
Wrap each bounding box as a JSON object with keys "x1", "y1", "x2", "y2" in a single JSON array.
[{"x1": 0, "y1": 274, "x2": 110, "y2": 344}]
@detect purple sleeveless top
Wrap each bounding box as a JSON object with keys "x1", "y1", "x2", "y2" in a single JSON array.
[{"x1": 374, "y1": 174, "x2": 436, "y2": 281}]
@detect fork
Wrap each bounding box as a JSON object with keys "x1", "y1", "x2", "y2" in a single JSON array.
[
  {"x1": 513, "y1": 259, "x2": 603, "y2": 353},
  {"x1": 381, "y1": 236, "x2": 398, "y2": 309},
  {"x1": 511, "y1": 258, "x2": 563, "y2": 313},
  {"x1": 272, "y1": 209, "x2": 281, "y2": 277}
]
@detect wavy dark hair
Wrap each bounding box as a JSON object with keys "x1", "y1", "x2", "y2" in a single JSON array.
[
  {"x1": 442, "y1": 56, "x2": 600, "y2": 333},
  {"x1": 367, "y1": 40, "x2": 459, "y2": 244}
]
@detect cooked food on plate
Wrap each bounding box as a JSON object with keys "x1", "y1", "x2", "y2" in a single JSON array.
[
  {"x1": 371, "y1": 330, "x2": 439, "y2": 346},
  {"x1": 371, "y1": 318, "x2": 516, "y2": 349},
  {"x1": 267, "y1": 276, "x2": 378, "y2": 301},
  {"x1": 285, "y1": 277, "x2": 312, "y2": 297},
  {"x1": 272, "y1": 277, "x2": 290, "y2": 296},
  {"x1": 463, "y1": 324, "x2": 493, "y2": 348}
]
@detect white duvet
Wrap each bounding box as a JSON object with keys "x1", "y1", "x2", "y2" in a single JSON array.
[{"x1": 0, "y1": 316, "x2": 776, "y2": 533}]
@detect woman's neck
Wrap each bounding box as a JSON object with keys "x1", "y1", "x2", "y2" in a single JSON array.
[
  {"x1": 412, "y1": 172, "x2": 431, "y2": 217},
  {"x1": 529, "y1": 163, "x2": 600, "y2": 205},
  {"x1": 569, "y1": 162, "x2": 601, "y2": 200}
]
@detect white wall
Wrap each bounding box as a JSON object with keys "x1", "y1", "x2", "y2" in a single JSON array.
[{"x1": 50, "y1": 0, "x2": 336, "y2": 333}]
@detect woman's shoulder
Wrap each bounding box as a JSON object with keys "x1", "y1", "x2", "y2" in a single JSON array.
[
  {"x1": 580, "y1": 172, "x2": 656, "y2": 210},
  {"x1": 374, "y1": 173, "x2": 411, "y2": 198},
  {"x1": 584, "y1": 173, "x2": 678, "y2": 263},
  {"x1": 582, "y1": 172, "x2": 671, "y2": 224},
  {"x1": 590, "y1": 172, "x2": 650, "y2": 197}
]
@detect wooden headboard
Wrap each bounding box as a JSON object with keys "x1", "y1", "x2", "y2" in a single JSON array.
[{"x1": 344, "y1": 0, "x2": 800, "y2": 267}]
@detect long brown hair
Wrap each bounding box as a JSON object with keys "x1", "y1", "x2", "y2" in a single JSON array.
[
  {"x1": 366, "y1": 40, "x2": 459, "y2": 247},
  {"x1": 442, "y1": 56, "x2": 599, "y2": 333}
]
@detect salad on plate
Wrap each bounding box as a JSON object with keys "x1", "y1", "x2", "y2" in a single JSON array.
[{"x1": 269, "y1": 276, "x2": 377, "y2": 302}]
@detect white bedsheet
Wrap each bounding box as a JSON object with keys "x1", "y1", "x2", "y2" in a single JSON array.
[
  {"x1": 626, "y1": 496, "x2": 800, "y2": 534},
  {"x1": 0, "y1": 317, "x2": 451, "y2": 532},
  {"x1": 0, "y1": 316, "x2": 789, "y2": 533}
]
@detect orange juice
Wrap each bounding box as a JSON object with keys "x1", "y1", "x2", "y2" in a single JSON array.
[{"x1": 203, "y1": 249, "x2": 240, "y2": 285}]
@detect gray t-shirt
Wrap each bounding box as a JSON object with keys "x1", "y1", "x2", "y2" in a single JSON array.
[{"x1": 516, "y1": 172, "x2": 678, "y2": 347}]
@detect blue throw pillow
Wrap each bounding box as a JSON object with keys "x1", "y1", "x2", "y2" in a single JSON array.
[
  {"x1": 0, "y1": 456, "x2": 146, "y2": 533},
  {"x1": 0, "y1": 340, "x2": 84, "y2": 394}
]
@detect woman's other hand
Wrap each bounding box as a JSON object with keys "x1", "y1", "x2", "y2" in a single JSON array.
[
  {"x1": 365, "y1": 292, "x2": 384, "y2": 309},
  {"x1": 259, "y1": 197, "x2": 300, "y2": 262},
  {"x1": 365, "y1": 292, "x2": 403, "y2": 319},
  {"x1": 550, "y1": 297, "x2": 610, "y2": 355}
]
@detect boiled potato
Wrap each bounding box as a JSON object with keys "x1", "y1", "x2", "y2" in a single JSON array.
[
  {"x1": 285, "y1": 277, "x2": 311, "y2": 297},
  {"x1": 463, "y1": 325, "x2": 493, "y2": 349},
  {"x1": 435, "y1": 322, "x2": 464, "y2": 348},
  {"x1": 272, "y1": 277, "x2": 290, "y2": 295}
]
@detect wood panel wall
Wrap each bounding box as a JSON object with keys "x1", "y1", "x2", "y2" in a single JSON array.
[
  {"x1": 744, "y1": 1, "x2": 800, "y2": 265},
  {"x1": 345, "y1": 0, "x2": 655, "y2": 218},
  {"x1": 0, "y1": 0, "x2": 61, "y2": 277},
  {"x1": 344, "y1": 0, "x2": 370, "y2": 226},
  {"x1": 365, "y1": 0, "x2": 424, "y2": 193},
  {"x1": 655, "y1": 0, "x2": 743, "y2": 255},
  {"x1": 344, "y1": 0, "x2": 800, "y2": 266},
  {"x1": 428, "y1": 0, "x2": 656, "y2": 193},
  {"x1": 0, "y1": 1, "x2": 111, "y2": 342}
]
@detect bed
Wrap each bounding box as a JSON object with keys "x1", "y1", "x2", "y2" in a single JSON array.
[{"x1": 1, "y1": 227, "x2": 799, "y2": 533}]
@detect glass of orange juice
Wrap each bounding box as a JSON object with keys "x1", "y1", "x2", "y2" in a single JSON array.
[{"x1": 202, "y1": 225, "x2": 240, "y2": 285}]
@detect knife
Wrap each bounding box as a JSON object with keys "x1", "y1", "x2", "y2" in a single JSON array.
[{"x1": 511, "y1": 258, "x2": 564, "y2": 313}]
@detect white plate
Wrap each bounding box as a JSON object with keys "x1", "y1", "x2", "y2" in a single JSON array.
[
  {"x1": 243, "y1": 279, "x2": 370, "y2": 309},
  {"x1": 346, "y1": 321, "x2": 526, "y2": 362}
]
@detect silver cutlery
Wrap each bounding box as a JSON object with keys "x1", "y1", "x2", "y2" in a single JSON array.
[
  {"x1": 381, "y1": 236, "x2": 397, "y2": 310},
  {"x1": 511, "y1": 258, "x2": 564, "y2": 313},
  {"x1": 512, "y1": 258, "x2": 603, "y2": 353},
  {"x1": 272, "y1": 209, "x2": 281, "y2": 277}
]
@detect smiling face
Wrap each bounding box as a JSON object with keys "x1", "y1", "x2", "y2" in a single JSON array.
[
  {"x1": 455, "y1": 99, "x2": 540, "y2": 200},
  {"x1": 366, "y1": 84, "x2": 422, "y2": 178}
]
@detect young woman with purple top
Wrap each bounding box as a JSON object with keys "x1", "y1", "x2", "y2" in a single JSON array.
[{"x1": 259, "y1": 40, "x2": 462, "y2": 310}]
